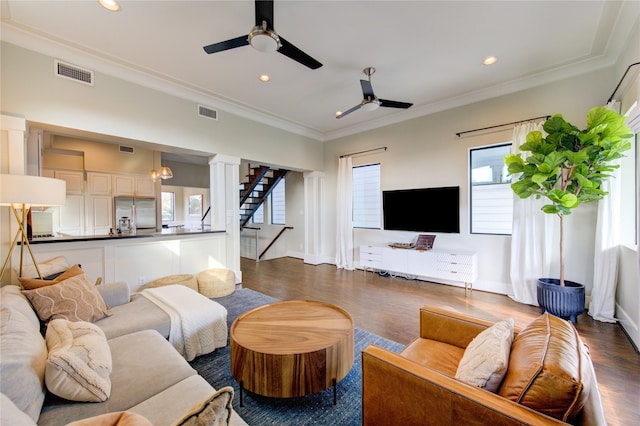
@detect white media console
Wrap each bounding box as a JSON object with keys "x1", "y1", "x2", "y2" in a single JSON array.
[{"x1": 359, "y1": 245, "x2": 478, "y2": 292}]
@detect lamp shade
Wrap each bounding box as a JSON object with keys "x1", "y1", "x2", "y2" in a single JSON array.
[{"x1": 0, "y1": 174, "x2": 66, "y2": 207}]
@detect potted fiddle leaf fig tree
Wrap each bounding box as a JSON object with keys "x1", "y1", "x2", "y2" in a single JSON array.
[{"x1": 504, "y1": 106, "x2": 632, "y2": 322}]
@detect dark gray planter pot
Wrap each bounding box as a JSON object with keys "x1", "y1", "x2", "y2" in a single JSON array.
[{"x1": 537, "y1": 278, "x2": 585, "y2": 323}]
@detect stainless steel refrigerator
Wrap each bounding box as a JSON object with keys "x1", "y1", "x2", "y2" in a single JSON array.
[{"x1": 114, "y1": 197, "x2": 157, "y2": 231}]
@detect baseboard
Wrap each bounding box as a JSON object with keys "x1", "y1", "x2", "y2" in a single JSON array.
[
  {"x1": 617, "y1": 302, "x2": 640, "y2": 350},
  {"x1": 304, "y1": 254, "x2": 333, "y2": 265}
]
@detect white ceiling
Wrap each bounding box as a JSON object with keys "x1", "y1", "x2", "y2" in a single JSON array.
[{"x1": 1, "y1": 1, "x2": 638, "y2": 142}]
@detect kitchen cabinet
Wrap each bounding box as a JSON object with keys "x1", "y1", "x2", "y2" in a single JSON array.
[
  {"x1": 55, "y1": 194, "x2": 84, "y2": 236},
  {"x1": 135, "y1": 177, "x2": 155, "y2": 197},
  {"x1": 87, "y1": 172, "x2": 112, "y2": 195},
  {"x1": 113, "y1": 175, "x2": 134, "y2": 196},
  {"x1": 113, "y1": 175, "x2": 155, "y2": 197},
  {"x1": 87, "y1": 195, "x2": 113, "y2": 235},
  {"x1": 43, "y1": 169, "x2": 84, "y2": 194}
]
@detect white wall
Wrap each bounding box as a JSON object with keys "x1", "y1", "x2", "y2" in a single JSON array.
[
  {"x1": 0, "y1": 42, "x2": 324, "y2": 174},
  {"x1": 323, "y1": 68, "x2": 617, "y2": 296}
]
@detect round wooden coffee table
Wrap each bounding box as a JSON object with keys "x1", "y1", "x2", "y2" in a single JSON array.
[{"x1": 230, "y1": 300, "x2": 354, "y2": 403}]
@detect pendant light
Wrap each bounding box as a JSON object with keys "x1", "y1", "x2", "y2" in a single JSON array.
[{"x1": 150, "y1": 166, "x2": 173, "y2": 181}]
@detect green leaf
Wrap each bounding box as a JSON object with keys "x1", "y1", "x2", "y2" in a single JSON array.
[
  {"x1": 541, "y1": 204, "x2": 559, "y2": 214},
  {"x1": 560, "y1": 193, "x2": 578, "y2": 208},
  {"x1": 574, "y1": 172, "x2": 593, "y2": 188},
  {"x1": 548, "y1": 189, "x2": 565, "y2": 203},
  {"x1": 564, "y1": 149, "x2": 588, "y2": 165}
]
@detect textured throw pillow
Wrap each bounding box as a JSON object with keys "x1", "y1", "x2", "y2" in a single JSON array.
[
  {"x1": 19, "y1": 264, "x2": 84, "y2": 290},
  {"x1": 455, "y1": 318, "x2": 514, "y2": 392},
  {"x1": 19, "y1": 256, "x2": 68, "y2": 280},
  {"x1": 66, "y1": 412, "x2": 153, "y2": 426},
  {"x1": 45, "y1": 319, "x2": 113, "y2": 402},
  {"x1": 22, "y1": 273, "x2": 110, "y2": 323},
  {"x1": 498, "y1": 313, "x2": 588, "y2": 422},
  {"x1": 173, "y1": 387, "x2": 234, "y2": 426}
]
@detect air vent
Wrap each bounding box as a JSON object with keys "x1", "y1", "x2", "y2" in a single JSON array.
[
  {"x1": 55, "y1": 60, "x2": 94, "y2": 86},
  {"x1": 198, "y1": 105, "x2": 218, "y2": 120},
  {"x1": 119, "y1": 145, "x2": 135, "y2": 154}
]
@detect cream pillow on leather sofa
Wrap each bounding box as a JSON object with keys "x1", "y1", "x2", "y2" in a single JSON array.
[
  {"x1": 45, "y1": 319, "x2": 113, "y2": 402},
  {"x1": 455, "y1": 317, "x2": 514, "y2": 392}
]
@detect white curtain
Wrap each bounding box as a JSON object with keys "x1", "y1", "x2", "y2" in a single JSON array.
[
  {"x1": 589, "y1": 101, "x2": 624, "y2": 322},
  {"x1": 589, "y1": 163, "x2": 621, "y2": 322},
  {"x1": 509, "y1": 121, "x2": 553, "y2": 305},
  {"x1": 335, "y1": 156, "x2": 354, "y2": 270}
]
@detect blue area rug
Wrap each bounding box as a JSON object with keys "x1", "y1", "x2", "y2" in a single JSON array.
[{"x1": 190, "y1": 288, "x2": 404, "y2": 425}]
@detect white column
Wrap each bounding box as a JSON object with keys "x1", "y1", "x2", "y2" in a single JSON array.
[
  {"x1": 209, "y1": 154, "x2": 241, "y2": 282},
  {"x1": 1, "y1": 115, "x2": 27, "y2": 284},
  {"x1": 0, "y1": 115, "x2": 27, "y2": 174},
  {"x1": 303, "y1": 171, "x2": 325, "y2": 265}
]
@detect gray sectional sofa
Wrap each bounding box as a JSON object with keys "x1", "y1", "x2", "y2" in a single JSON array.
[{"x1": 0, "y1": 281, "x2": 247, "y2": 425}]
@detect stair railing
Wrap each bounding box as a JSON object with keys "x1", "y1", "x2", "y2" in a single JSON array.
[{"x1": 258, "y1": 226, "x2": 293, "y2": 260}]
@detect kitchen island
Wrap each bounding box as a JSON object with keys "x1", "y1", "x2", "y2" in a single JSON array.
[{"x1": 16, "y1": 228, "x2": 234, "y2": 291}]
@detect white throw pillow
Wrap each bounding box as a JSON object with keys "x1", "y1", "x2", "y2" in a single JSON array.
[
  {"x1": 19, "y1": 256, "x2": 69, "y2": 279},
  {"x1": 455, "y1": 318, "x2": 515, "y2": 392},
  {"x1": 45, "y1": 319, "x2": 113, "y2": 402}
]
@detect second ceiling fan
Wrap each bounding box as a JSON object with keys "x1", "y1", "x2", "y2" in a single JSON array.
[
  {"x1": 337, "y1": 67, "x2": 413, "y2": 119},
  {"x1": 203, "y1": 0, "x2": 322, "y2": 70}
]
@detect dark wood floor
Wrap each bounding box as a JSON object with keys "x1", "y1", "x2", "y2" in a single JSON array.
[{"x1": 240, "y1": 256, "x2": 640, "y2": 426}]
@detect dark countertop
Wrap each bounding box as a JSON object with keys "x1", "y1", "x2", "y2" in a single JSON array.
[{"x1": 27, "y1": 228, "x2": 226, "y2": 244}]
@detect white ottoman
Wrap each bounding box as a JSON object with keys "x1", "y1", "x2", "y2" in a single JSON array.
[{"x1": 196, "y1": 269, "x2": 236, "y2": 298}]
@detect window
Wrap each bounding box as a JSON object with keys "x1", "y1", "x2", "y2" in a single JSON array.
[
  {"x1": 470, "y1": 144, "x2": 513, "y2": 235},
  {"x1": 161, "y1": 191, "x2": 175, "y2": 222},
  {"x1": 620, "y1": 130, "x2": 638, "y2": 247},
  {"x1": 252, "y1": 204, "x2": 264, "y2": 224},
  {"x1": 353, "y1": 164, "x2": 381, "y2": 229},
  {"x1": 271, "y1": 179, "x2": 286, "y2": 225}
]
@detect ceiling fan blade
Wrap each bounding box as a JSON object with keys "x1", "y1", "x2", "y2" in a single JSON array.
[
  {"x1": 379, "y1": 99, "x2": 413, "y2": 109},
  {"x1": 336, "y1": 104, "x2": 362, "y2": 119},
  {"x1": 360, "y1": 80, "x2": 375, "y2": 99},
  {"x1": 203, "y1": 35, "x2": 249, "y2": 54},
  {"x1": 278, "y1": 37, "x2": 323, "y2": 69},
  {"x1": 255, "y1": 0, "x2": 274, "y2": 28}
]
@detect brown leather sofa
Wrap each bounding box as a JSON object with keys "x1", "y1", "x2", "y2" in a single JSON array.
[{"x1": 362, "y1": 306, "x2": 606, "y2": 426}]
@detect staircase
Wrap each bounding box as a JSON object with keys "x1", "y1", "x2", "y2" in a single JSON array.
[{"x1": 240, "y1": 165, "x2": 288, "y2": 227}]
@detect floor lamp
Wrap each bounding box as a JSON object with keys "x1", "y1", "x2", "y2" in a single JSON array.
[{"x1": 0, "y1": 174, "x2": 66, "y2": 279}]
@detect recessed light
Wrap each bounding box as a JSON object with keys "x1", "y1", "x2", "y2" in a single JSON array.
[
  {"x1": 259, "y1": 74, "x2": 271, "y2": 82},
  {"x1": 98, "y1": 0, "x2": 120, "y2": 12},
  {"x1": 483, "y1": 56, "x2": 497, "y2": 66}
]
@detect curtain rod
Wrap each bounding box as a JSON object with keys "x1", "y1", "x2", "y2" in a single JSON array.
[
  {"x1": 456, "y1": 115, "x2": 551, "y2": 138},
  {"x1": 606, "y1": 61, "x2": 640, "y2": 104},
  {"x1": 340, "y1": 146, "x2": 387, "y2": 158}
]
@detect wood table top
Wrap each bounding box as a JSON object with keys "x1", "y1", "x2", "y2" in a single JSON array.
[{"x1": 231, "y1": 299, "x2": 353, "y2": 355}]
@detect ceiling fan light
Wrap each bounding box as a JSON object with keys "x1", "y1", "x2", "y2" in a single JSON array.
[
  {"x1": 98, "y1": 0, "x2": 120, "y2": 12},
  {"x1": 248, "y1": 30, "x2": 281, "y2": 53},
  {"x1": 362, "y1": 100, "x2": 380, "y2": 112}
]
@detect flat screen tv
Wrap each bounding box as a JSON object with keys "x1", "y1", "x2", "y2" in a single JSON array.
[{"x1": 382, "y1": 186, "x2": 460, "y2": 233}]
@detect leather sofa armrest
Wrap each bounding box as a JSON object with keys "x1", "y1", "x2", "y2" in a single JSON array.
[
  {"x1": 362, "y1": 344, "x2": 567, "y2": 426},
  {"x1": 97, "y1": 281, "x2": 131, "y2": 307},
  {"x1": 418, "y1": 305, "x2": 520, "y2": 349}
]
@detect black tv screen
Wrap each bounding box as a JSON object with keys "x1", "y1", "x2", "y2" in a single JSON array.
[{"x1": 382, "y1": 186, "x2": 460, "y2": 233}]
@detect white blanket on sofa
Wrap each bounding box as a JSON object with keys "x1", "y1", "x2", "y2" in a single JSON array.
[{"x1": 140, "y1": 285, "x2": 228, "y2": 361}]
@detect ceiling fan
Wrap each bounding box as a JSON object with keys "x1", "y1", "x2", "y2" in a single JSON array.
[
  {"x1": 202, "y1": 0, "x2": 322, "y2": 70},
  {"x1": 336, "y1": 67, "x2": 413, "y2": 119}
]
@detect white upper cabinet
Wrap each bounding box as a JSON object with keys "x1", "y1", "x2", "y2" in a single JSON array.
[
  {"x1": 53, "y1": 170, "x2": 84, "y2": 194},
  {"x1": 113, "y1": 175, "x2": 135, "y2": 196},
  {"x1": 135, "y1": 177, "x2": 155, "y2": 197},
  {"x1": 87, "y1": 172, "x2": 112, "y2": 195}
]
